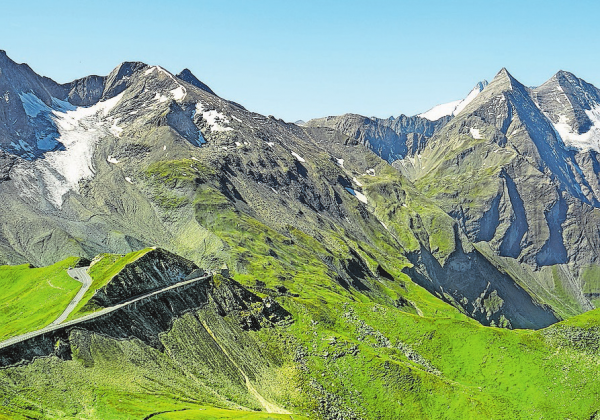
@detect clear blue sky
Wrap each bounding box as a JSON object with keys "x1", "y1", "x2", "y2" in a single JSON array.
[{"x1": 3, "y1": 0, "x2": 599, "y2": 121}]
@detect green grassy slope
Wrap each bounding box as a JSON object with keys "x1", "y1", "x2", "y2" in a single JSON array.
[
  {"x1": 0, "y1": 257, "x2": 81, "y2": 341},
  {"x1": 154, "y1": 407, "x2": 307, "y2": 419},
  {"x1": 65, "y1": 248, "x2": 154, "y2": 320},
  {"x1": 1, "y1": 270, "x2": 600, "y2": 419}
]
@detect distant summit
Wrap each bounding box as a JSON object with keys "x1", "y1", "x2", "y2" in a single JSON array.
[
  {"x1": 418, "y1": 80, "x2": 489, "y2": 121},
  {"x1": 176, "y1": 68, "x2": 216, "y2": 95}
]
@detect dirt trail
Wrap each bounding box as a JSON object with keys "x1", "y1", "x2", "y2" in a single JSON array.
[{"x1": 201, "y1": 321, "x2": 291, "y2": 414}]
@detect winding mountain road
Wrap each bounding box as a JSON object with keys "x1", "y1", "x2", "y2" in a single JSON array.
[
  {"x1": 51, "y1": 267, "x2": 93, "y2": 326},
  {"x1": 0, "y1": 271, "x2": 212, "y2": 351}
]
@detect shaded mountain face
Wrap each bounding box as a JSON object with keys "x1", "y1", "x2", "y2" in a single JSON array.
[
  {"x1": 176, "y1": 68, "x2": 216, "y2": 95},
  {"x1": 308, "y1": 67, "x2": 600, "y2": 319},
  {"x1": 0, "y1": 52, "x2": 563, "y2": 329},
  {"x1": 304, "y1": 81, "x2": 489, "y2": 163},
  {"x1": 391, "y1": 68, "x2": 600, "y2": 317},
  {"x1": 305, "y1": 113, "x2": 449, "y2": 162}
]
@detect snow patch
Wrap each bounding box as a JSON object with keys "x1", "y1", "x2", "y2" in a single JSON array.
[
  {"x1": 266, "y1": 141, "x2": 275, "y2": 147},
  {"x1": 336, "y1": 158, "x2": 344, "y2": 167},
  {"x1": 12, "y1": 92, "x2": 125, "y2": 208},
  {"x1": 107, "y1": 156, "x2": 120, "y2": 164},
  {"x1": 171, "y1": 86, "x2": 185, "y2": 101},
  {"x1": 418, "y1": 100, "x2": 461, "y2": 121},
  {"x1": 469, "y1": 128, "x2": 483, "y2": 139},
  {"x1": 552, "y1": 107, "x2": 600, "y2": 152},
  {"x1": 291, "y1": 151, "x2": 306, "y2": 162},
  {"x1": 109, "y1": 119, "x2": 123, "y2": 137},
  {"x1": 418, "y1": 82, "x2": 487, "y2": 121},
  {"x1": 125, "y1": 177, "x2": 133, "y2": 184},
  {"x1": 352, "y1": 177, "x2": 363, "y2": 187},
  {"x1": 154, "y1": 93, "x2": 169, "y2": 103},
  {"x1": 345, "y1": 187, "x2": 368, "y2": 204},
  {"x1": 195, "y1": 103, "x2": 233, "y2": 132},
  {"x1": 366, "y1": 168, "x2": 376, "y2": 176}
]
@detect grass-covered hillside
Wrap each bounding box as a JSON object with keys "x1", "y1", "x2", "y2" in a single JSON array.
[
  {"x1": 0, "y1": 246, "x2": 599, "y2": 419},
  {"x1": 0, "y1": 257, "x2": 82, "y2": 341}
]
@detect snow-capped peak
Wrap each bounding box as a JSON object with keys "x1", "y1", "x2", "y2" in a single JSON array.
[{"x1": 418, "y1": 80, "x2": 488, "y2": 121}]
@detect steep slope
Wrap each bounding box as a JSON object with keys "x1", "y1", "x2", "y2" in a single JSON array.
[
  {"x1": 394, "y1": 68, "x2": 600, "y2": 317},
  {"x1": 305, "y1": 113, "x2": 449, "y2": 162},
  {"x1": 0, "y1": 249, "x2": 599, "y2": 420}
]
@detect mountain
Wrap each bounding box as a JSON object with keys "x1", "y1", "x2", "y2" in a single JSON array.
[
  {"x1": 0, "y1": 52, "x2": 553, "y2": 329},
  {"x1": 1, "y1": 52, "x2": 600, "y2": 419},
  {"x1": 305, "y1": 113, "x2": 449, "y2": 162},
  {"x1": 308, "y1": 68, "x2": 600, "y2": 320},
  {"x1": 391, "y1": 68, "x2": 600, "y2": 318},
  {"x1": 532, "y1": 70, "x2": 600, "y2": 152},
  {"x1": 418, "y1": 80, "x2": 489, "y2": 121},
  {"x1": 303, "y1": 82, "x2": 489, "y2": 163}
]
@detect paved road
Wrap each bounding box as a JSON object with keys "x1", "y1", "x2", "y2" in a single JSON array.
[
  {"x1": 0, "y1": 272, "x2": 212, "y2": 351},
  {"x1": 50, "y1": 267, "x2": 93, "y2": 326}
]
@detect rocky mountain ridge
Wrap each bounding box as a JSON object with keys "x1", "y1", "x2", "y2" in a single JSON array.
[{"x1": 312, "y1": 67, "x2": 600, "y2": 318}]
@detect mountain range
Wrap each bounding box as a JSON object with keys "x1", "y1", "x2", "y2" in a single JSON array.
[{"x1": 1, "y1": 51, "x2": 600, "y2": 419}]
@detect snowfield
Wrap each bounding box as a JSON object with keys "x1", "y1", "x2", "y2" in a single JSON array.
[{"x1": 12, "y1": 93, "x2": 124, "y2": 208}]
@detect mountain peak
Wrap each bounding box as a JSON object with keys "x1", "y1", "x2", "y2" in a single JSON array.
[
  {"x1": 110, "y1": 61, "x2": 149, "y2": 78},
  {"x1": 488, "y1": 67, "x2": 527, "y2": 93},
  {"x1": 555, "y1": 69, "x2": 574, "y2": 78},
  {"x1": 102, "y1": 61, "x2": 149, "y2": 101},
  {"x1": 552, "y1": 70, "x2": 582, "y2": 88},
  {"x1": 494, "y1": 67, "x2": 515, "y2": 82},
  {"x1": 176, "y1": 68, "x2": 215, "y2": 95}
]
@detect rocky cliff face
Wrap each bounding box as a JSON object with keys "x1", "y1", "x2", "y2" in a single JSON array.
[
  {"x1": 390, "y1": 68, "x2": 600, "y2": 317},
  {"x1": 306, "y1": 68, "x2": 600, "y2": 319},
  {"x1": 306, "y1": 113, "x2": 449, "y2": 162},
  {"x1": 91, "y1": 248, "x2": 199, "y2": 307},
  {"x1": 0, "y1": 255, "x2": 289, "y2": 368}
]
